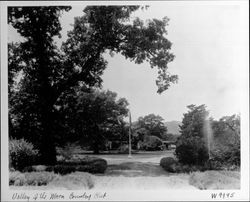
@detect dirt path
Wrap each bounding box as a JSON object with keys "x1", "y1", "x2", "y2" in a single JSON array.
[{"x1": 93, "y1": 160, "x2": 197, "y2": 190}]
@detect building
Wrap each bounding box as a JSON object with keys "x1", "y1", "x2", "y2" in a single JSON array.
[{"x1": 162, "y1": 140, "x2": 176, "y2": 150}]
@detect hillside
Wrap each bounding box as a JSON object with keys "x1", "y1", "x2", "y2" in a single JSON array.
[{"x1": 165, "y1": 121, "x2": 181, "y2": 135}]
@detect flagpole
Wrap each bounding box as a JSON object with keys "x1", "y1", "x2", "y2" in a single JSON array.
[{"x1": 128, "y1": 110, "x2": 132, "y2": 158}]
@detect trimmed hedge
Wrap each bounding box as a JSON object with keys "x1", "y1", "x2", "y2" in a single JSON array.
[
  {"x1": 160, "y1": 157, "x2": 210, "y2": 173},
  {"x1": 53, "y1": 165, "x2": 76, "y2": 175},
  {"x1": 58, "y1": 156, "x2": 108, "y2": 174},
  {"x1": 160, "y1": 157, "x2": 178, "y2": 173},
  {"x1": 23, "y1": 156, "x2": 108, "y2": 175}
]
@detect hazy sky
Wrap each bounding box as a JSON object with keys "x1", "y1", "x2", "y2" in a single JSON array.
[{"x1": 8, "y1": 1, "x2": 248, "y2": 122}]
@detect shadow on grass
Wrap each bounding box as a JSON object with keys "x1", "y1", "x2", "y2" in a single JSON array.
[{"x1": 104, "y1": 162, "x2": 173, "y2": 177}]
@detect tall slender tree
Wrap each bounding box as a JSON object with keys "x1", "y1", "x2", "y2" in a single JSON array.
[{"x1": 175, "y1": 105, "x2": 210, "y2": 165}]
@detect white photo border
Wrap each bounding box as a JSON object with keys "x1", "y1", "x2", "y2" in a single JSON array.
[{"x1": 1, "y1": 1, "x2": 249, "y2": 201}]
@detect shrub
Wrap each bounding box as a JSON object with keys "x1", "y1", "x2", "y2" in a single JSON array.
[
  {"x1": 53, "y1": 165, "x2": 76, "y2": 175},
  {"x1": 23, "y1": 166, "x2": 33, "y2": 172},
  {"x1": 211, "y1": 114, "x2": 240, "y2": 168},
  {"x1": 75, "y1": 159, "x2": 107, "y2": 173},
  {"x1": 22, "y1": 157, "x2": 107, "y2": 175},
  {"x1": 24, "y1": 172, "x2": 58, "y2": 186},
  {"x1": 9, "y1": 171, "x2": 27, "y2": 186},
  {"x1": 160, "y1": 157, "x2": 210, "y2": 173},
  {"x1": 23, "y1": 165, "x2": 47, "y2": 172},
  {"x1": 9, "y1": 138, "x2": 39, "y2": 171},
  {"x1": 9, "y1": 171, "x2": 58, "y2": 186},
  {"x1": 32, "y1": 165, "x2": 47, "y2": 172},
  {"x1": 60, "y1": 156, "x2": 108, "y2": 174},
  {"x1": 181, "y1": 164, "x2": 193, "y2": 173},
  {"x1": 141, "y1": 136, "x2": 163, "y2": 151},
  {"x1": 56, "y1": 143, "x2": 75, "y2": 162},
  {"x1": 160, "y1": 157, "x2": 178, "y2": 172},
  {"x1": 10, "y1": 167, "x2": 15, "y2": 172},
  {"x1": 117, "y1": 145, "x2": 129, "y2": 154},
  {"x1": 175, "y1": 136, "x2": 209, "y2": 165},
  {"x1": 48, "y1": 172, "x2": 94, "y2": 189},
  {"x1": 45, "y1": 166, "x2": 55, "y2": 172},
  {"x1": 210, "y1": 144, "x2": 240, "y2": 169}
]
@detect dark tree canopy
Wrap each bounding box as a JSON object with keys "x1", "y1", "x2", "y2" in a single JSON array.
[
  {"x1": 134, "y1": 114, "x2": 167, "y2": 139},
  {"x1": 8, "y1": 6, "x2": 177, "y2": 164},
  {"x1": 55, "y1": 87, "x2": 129, "y2": 153}
]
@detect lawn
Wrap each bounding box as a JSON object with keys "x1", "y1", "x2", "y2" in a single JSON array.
[
  {"x1": 10, "y1": 150, "x2": 240, "y2": 190},
  {"x1": 74, "y1": 150, "x2": 175, "y2": 165}
]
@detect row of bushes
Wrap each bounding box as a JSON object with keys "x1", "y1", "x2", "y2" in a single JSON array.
[
  {"x1": 22, "y1": 158, "x2": 107, "y2": 175},
  {"x1": 9, "y1": 171, "x2": 94, "y2": 189},
  {"x1": 160, "y1": 157, "x2": 239, "y2": 174},
  {"x1": 160, "y1": 157, "x2": 205, "y2": 173}
]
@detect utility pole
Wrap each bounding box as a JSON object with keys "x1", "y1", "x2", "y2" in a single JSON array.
[{"x1": 128, "y1": 110, "x2": 132, "y2": 158}]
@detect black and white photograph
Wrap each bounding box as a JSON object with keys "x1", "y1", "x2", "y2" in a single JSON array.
[{"x1": 1, "y1": 1, "x2": 249, "y2": 201}]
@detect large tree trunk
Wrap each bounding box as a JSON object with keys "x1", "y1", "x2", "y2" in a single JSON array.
[
  {"x1": 39, "y1": 132, "x2": 57, "y2": 165},
  {"x1": 38, "y1": 98, "x2": 57, "y2": 165},
  {"x1": 37, "y1": 51, "x2": 57, "y2": 165},
  {"x1": 92, "y1": 125, "x2": 101, "y2": 154}
]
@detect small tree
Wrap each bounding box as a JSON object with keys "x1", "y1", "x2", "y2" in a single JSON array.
[{"x1": 175, "y1": 105, "x2": 209, "y2": 165}]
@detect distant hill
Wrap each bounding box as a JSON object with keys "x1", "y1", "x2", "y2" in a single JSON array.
[{"x1": 165, "y1": 121, "x2": 182, "y2": 135}]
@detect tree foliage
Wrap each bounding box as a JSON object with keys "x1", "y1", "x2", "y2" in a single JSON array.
[
  {"x1": 179, "y1": 104, "x2": 209, "y2": 138},
  {"x1": 134, "y1": 114, "x2": 167, "y2": 140},
  {"x1": 175, "y1": 105, "x2": 209, "y2": 165},
  {"x1": 55, "y1": 87, "x2": 129, "y2": 153},
  {"x1": 8, "y1": 6, "x2": 176, "y2": 164},
  {"x1": 141, "y1": 135, "x2": 163, "y2": 151},
  {"x1": 211, "y1": 114, "x2": 240, "y2": 166}
]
